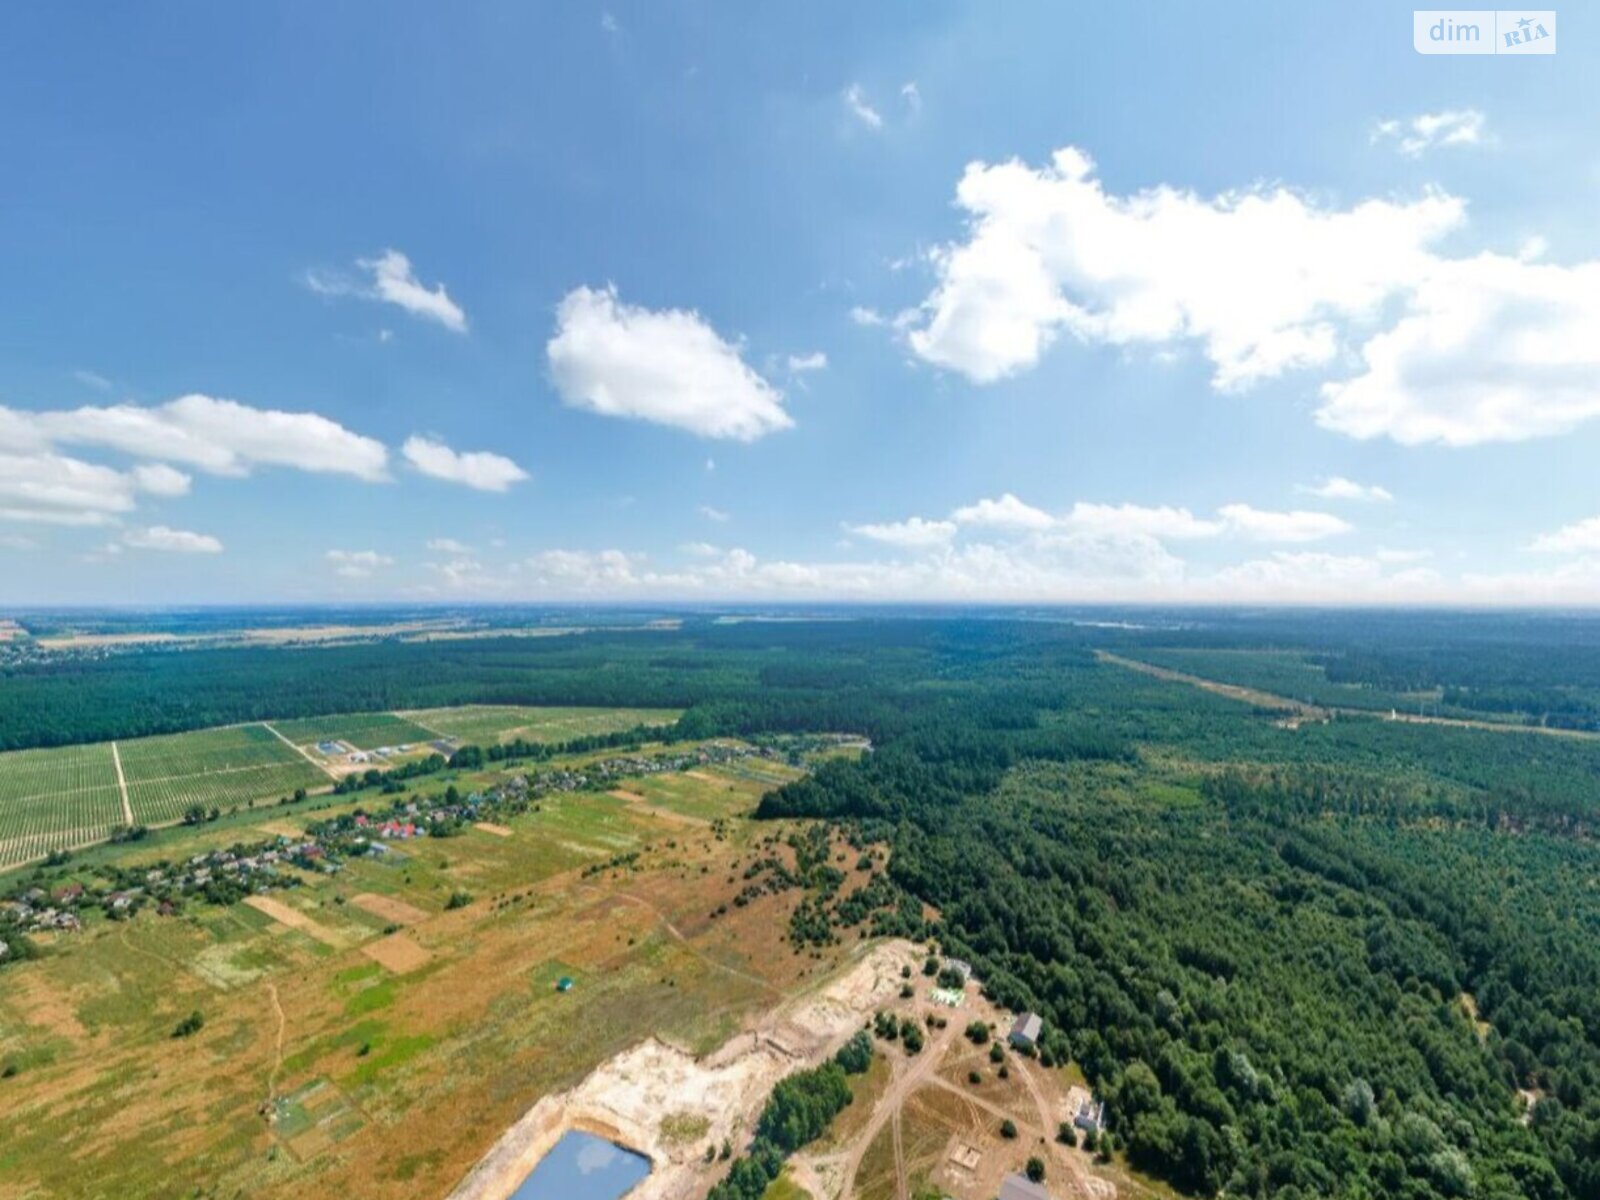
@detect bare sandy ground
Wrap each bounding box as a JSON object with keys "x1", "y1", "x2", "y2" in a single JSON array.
[
  {"x1": 350, "y1": 892, "x2": 429, "y2": 924},
  {"x1": 445, "y1": 938, "x2": 922, "y2": 1200},
  {"x1": 361, "y1": 932, "x2": 432, "y2": 973},
  {"x1": 244, "y1": 895, "x2": 347, "y2": 948},
  {"x1": 473, "y1": 822, "x2": 514, "y2": 838}
]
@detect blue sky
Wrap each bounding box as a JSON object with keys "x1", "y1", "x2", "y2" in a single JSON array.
[{"x1": 2, "y1": 2, "x2": 1598, "y2": 605}]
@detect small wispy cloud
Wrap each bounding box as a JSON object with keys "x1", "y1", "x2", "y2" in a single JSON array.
[
  {"x1": 699, "y1": 504, "x2": 731, "y2": 523},
  {"x1": 843, "y1": 83, "x2": 883, "y2": 129},
  {"x1": 306, "y1": 249, "x2": 467, "y2": 332},
  {"x1": 1297, "y1": 476, "x2": 1394, "y2": 503},
  {"x1": 1372, "y1": 109, "x2": 1488, "y2": 157},
  {"x1": 73, "y1": 369, "x2": 113, "y2": 392},
  {"x1": 787, "y1": 351, "x2": 828, "y2": 373},
  {"x1": 326, "y1": 548, "x2": 394, "y2": 578},
  {"x1": 124, "y1": 525, "x2": 223, "y2": 554}
]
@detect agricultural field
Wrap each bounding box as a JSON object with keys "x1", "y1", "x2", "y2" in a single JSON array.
[
  {"x1": 0, "y1": 743, "x2": 124, "y2": 869},
  {"x1": 266, "y1": 712, "x2": 438, "y2": 752},
  {"x1": 0, "y1": 706, "x2": 691, "y2": 873},
  {"x1": 0, "y1": 750, "x2": 862, "y2": 1200},
  {"x1": 400, "y1": 704, "x2": 680, "y2": 746},
  {"x1": 621, "y1": 761, "x2": 796, "y2": 823},
  {"x1": 118, "y1": 724, "x2": 329, "y2": 826}
]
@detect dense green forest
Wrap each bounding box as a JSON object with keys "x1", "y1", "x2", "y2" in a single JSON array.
[{"x1": 7, "y1": 608, "x2": 1600, "y2": 1197}]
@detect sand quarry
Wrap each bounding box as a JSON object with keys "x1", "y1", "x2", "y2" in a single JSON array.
[{"x1": 447, "y1": 938, "x2": 921, "y2": 1200}]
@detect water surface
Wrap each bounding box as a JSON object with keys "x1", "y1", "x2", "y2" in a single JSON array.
[{"x1": 509, "y1": 1129, "x2": 650, "y2": 1200}]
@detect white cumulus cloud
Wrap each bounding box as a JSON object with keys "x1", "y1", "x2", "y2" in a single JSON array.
[
  {"x1": 1316, "y1": 254, "x2": 1600, "y2": 446},
  {"x1": 844, "y1": 517, "x2": 958, "y2": 548},
  {"x1": 904, "y1": 145, "x2": 1462, "y2": 388},
  {"x1": 1060, "y1": 501, "x2": 1225, "y2": 541},
  {"x1": 402, "y1": 435, "x2": 528, "y2": 493},
  {"x1": 123, "y1": 525, "x2": 222, "y2": 553},
  {"x1": 1217, "y1": 504, "x2": 1352, "y2": 543},
  {"x1": 1530, "y1": 516, "x2": 1600, "y2": 554},
  {"x1": 950, "y1": 492, "x2": 1056, "y2": 531},
  {"x1": 892, "y1": 143, "x2": 1600, "y2": 449},
  {"x1": 547, "y1": 285, "x2": 793, "y2": 441},
  {"x1": 1298, "y1": 476, "x2": 1393, "y2": 502},
  {"x1": 132, "y1": 463, "x2": 192, "y2": 496},
  {"x1": 0, "y1": 452, "x2": 140, "y2": 526},
  {"x1": 21, "y1": 394, "x2": 390, "y2": 481}
]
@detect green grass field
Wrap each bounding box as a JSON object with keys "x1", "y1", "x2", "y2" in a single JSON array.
[
  {"x1": 0, "y1": 743, "x2": 124, "y2": 869},
  {"x1": 117, "y1": 724, "x2": 327, "y2": 825},
  {"x1": 399, "y1": 704, "x2": 680, "y2": 746},
  {"x1": 266, "y1": 712, "x2": 438, "y2": 751}
]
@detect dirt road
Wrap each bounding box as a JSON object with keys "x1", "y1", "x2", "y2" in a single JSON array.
[
  {"x1": 834, "y1": 1016, "x2": 964, "y2": 1200},
  {"x1": 261, "y1": 721, "x2": 340, "y2": 778},
  {"x1": 111, "y1": 742, "x2": 133, "y2": 824}
]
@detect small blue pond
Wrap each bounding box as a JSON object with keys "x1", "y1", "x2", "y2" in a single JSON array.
[{"x1": 510, "y1": 1130, "x2": 650, "y2": 1200}]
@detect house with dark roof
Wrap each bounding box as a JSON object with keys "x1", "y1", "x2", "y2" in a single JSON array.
[{"x1": 1008, "y1": 1011, "x2": 1043, "y2": 1049}]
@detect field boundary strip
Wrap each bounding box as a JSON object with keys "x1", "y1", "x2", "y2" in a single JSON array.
[{"x1": 111, "y1": 741, "x2": 133, "y2": 825}]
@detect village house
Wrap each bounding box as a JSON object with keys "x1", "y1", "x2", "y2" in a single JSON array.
[
  {"x1": 1074, "y1": 1094, "x2": 1107, "y2": 1134},
  {"x1": 1008, "y1": 1011, "x2": 1043, "y2": 1050}
]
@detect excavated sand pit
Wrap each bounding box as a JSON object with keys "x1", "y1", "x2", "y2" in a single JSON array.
[{"x1": 446, "y1": 938, "x2": 920, "y2": 1200}]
